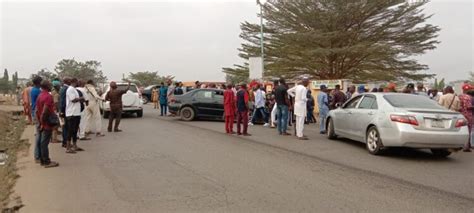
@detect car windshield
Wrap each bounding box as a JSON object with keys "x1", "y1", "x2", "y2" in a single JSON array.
[
  {"x1": 117, "y1": 85, "x2": 138, "y2": 93},
  {"x1": 383, "y1": 94, "x2": 445, "y2": 110}
]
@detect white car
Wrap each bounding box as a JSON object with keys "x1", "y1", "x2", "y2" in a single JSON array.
[{"x1": 100, "y1": 82, "x2": 143, "y2": 118}]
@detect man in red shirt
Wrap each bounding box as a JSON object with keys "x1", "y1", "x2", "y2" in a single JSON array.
[
  {"x1": 36, "y1": 80, "x2": 59, "y2": 168},
  {"x1": 224, "y1": 84, "x2": 236, "y2": 134}
]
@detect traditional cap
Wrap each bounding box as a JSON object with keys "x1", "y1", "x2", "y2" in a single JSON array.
[
  {"x1": 52, "y1": 80, "x2": 61, "y2": 87},
  {"x1": 462, "y1": 84, "x2": 473, "y2": 91}
]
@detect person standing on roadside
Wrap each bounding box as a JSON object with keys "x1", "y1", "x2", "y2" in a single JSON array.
[
  {"x1": 236, "y1": 83, "x2": 251, "y2": 136},
  {"x1": 416, "y1": 83, "x2": 429, "y2": 97},
  {"x1": 224, "y1": 84, "x2": 236, "y2": 134},
  {"x1": 249, "y1": 84, "x2": 269, "y2": 127},
  {"x1": 22, "y1": 82, "x2": 33, "y2": 125},
  {"x1": 439, "y1": 86, "x2": 460, "y2": 111},
  {"x1": 85, "y1": 80, "x2": 105, "y2": 137},
  {"x1": 59, "y1": 77, "x2": 71, "y2": 148},
  {"x1": 36, "y1": 80, "x2": 59, "y2": 168},
  {"x1": 317, "y1": 85, "x2": 330, "y2": 134},
  {"x1": 270, "y1": 80, "x2": 279, "y2": 128},
  {"x1": 105, "y1": 81, "x2": 130, "y2": 132},
  {"x1": 31, "y1": 76, "x2": 43, "y2": 163},
  {"x1": 288, "y1": 77, "x2": 309, "y2": 140},
  {"x1": 51, "y1": 80, "x2": 62, "y2": 143},
  {"x1": 346, "y1": 85, "x2": 355, "y2": 100},
  {"x1": 275, "y1": 78, "x2": 291, "y2": 135},
  {"x1": 65, "y1": 78, "x2": 85, "y2": 153},
  {"x1": 76, "y1": 80, "x2": 91, "y2": 141},
  {"x1": 158, "y1": 82, "x2": 168, "y2": 116},
  {"x1": 330, "y1": 84, "x2": 346, "y2": 110},
  {"x1": 152, "y1": 87, "x2": 159, "y2": 109},
  {"x1": 174, "y1": 82, "x2": 184, "y2": 95},
  {"x1": 458, "y1": 84, "x2": 473, "y2": 152}
]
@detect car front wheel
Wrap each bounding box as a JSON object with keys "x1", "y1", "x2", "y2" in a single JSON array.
[
  {"x1": 142, "y1": 96, "x2": 149, "y2": 104},
  {"x1": 430, "y1": 149, "x2": 451, "y2": 158},
  {"x1": 326, "y1": 118, "x2": 337, "y2": 140},
  {"x1": 180, "y1": 107, "x2": 195, "y2": 121},
  {"x1": 366, "y1": 126, "x2": 384, "y2": 155}
]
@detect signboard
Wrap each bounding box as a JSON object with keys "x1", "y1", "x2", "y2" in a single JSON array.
[
  {"x1": 312, "y1": 80, "x2": 342, "y2": 90},
  {"x1": 249, "y1": 57, "x2": 263, "y2": 80}
]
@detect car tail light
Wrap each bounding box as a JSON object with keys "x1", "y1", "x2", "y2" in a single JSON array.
[
  {"x1": 390, "y1": 115, "x2": 419, "y2": 126},
  {"x1": 455, "y1": 119, "x2": 467, "y2": 128}
]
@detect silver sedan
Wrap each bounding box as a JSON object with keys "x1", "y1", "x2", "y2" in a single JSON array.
[{"x1": 326, "y1": 93, "x2": 469, "y2": 157}]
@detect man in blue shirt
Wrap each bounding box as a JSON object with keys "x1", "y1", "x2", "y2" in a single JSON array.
[
  {"x1": 30, "y1": 76, "x2": 42, "y2": 162},
  {"x1": 317, "y1": 85, "x2": 329, "y2": 134}
]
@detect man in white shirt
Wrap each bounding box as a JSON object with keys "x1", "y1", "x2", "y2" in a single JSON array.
[
  {"x1": 249, "y1": 84, "x2": 269, "y2": 126},
  {"x1": 85, "y1": 79, "x2": 105, "y2": 137},
  {"x1": 288, "y1": 77, "x2": 309, "y2": 140},
  {"x1": 76, "y1": 80, "x2": 90, "y2": 140},
  {"x1": 65, "y1": 78, "x2": 85, "y2": 153}
]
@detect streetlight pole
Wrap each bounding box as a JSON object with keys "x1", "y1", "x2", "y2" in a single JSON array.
[{"x1": 258, "y1": 0, "x2": 266, "y2": 79}]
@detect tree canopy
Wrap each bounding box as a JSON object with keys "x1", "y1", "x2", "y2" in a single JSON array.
[
  {"x1": 224, "y1": 0, "x2": 440, "y2": 82},
  {"x1": 54, "y1": 59, "x2": 107, "y2": 83},
  {"x1": 124, "y1": 71, "x2": 174, "y2": 86}
]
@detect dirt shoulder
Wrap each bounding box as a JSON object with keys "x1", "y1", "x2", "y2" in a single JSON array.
[{"x1": 0, "y1": 105, "x2": 28, "y2": 212}]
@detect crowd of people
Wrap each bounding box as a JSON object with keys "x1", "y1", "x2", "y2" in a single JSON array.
[
  {"x1": 21, "y1": 76, "x2": 131, "y2": 168},
  {"x1": 221, "y1": 78, "x2": 474, "y2": 152}
]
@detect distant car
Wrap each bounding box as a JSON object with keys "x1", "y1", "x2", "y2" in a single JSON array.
[
  {"x1": 100, "y1": 82, "x2": 143, "y2": 118},
  {"x1": 141, "y1": 84, "x2": 161, "y2": 104},
  {"x1": 169, "y1": 89, "x2": 224, "y2": 121},
  {"x1": 326, "y1": 93, "x2": 469, "y2": 157}
]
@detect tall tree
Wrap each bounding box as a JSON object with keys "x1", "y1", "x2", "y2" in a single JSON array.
[
  {"x1": 54, "y1": 59, "x2": 107, "y2": 83},
  {"x1": 224, "y1": 0, "x2": 440, "y2": 82},
  {"x1": 3, "y1": 69, "x2": 9, "y2": 82},
  {"x1": 12, "y1": 72, "x2": 18, "y2": 89},
  {"x1": 30, "y1": 69, "x2": 58, "y2": 82},
  {"x1": 125, "y1": 71, "x2": 174, "y2": 86}
]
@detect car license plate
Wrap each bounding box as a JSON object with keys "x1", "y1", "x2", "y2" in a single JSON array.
[{"x1": 431, "y1": 120, "x2": 444, "y2": 128}]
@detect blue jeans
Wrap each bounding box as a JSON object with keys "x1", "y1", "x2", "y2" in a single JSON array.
[
  {"x1": 319, "y1": 109, "x2": 328, "y2": 133},
  {"x1": 251, "y1": 107, "x2": 268, "y2": 124},
  {"x1": 39, "y1": 129, "x2": 52, "y2": 165},
  {"x1": 33, "y1": 116, "x2": 41, "y2": 160},
  {"x1": 160, "y1": 104, "x2": 167, "y2": 116},
  {"x1": 277, "y1": 105, "x2": 289, "y2": 134}
]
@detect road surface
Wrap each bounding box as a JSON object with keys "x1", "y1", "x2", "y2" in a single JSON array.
[{"x1": 15, "y1": 105, "x2": 474, "y2": 212}]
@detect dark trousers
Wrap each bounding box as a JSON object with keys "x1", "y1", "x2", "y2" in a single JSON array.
[
  {"x1": 225, "y1": 115, "x2": 234, "y2": 133},
  {"x1": 251, "y1": 107, "x2": 268, "y2": 124},
  {"x1": 62, "y1": 122, "x2": 68, "y2": 146},
  {"x1": 160, "y1": 104, "x2": 167, "y2": 116},
  {"x1": 108, "y1": 109, "x2": 122, "y2": 131},
  {"x1": 66, "y1": 116, "x2": 81, "y2": 144},
  {"x1": 39, "y1": 129, "x2": 52, "y2": 165},
  {"x1": 236, "y1": 111, "x2": 248, "y2": 134}
]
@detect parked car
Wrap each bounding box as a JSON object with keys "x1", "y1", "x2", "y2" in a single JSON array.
[
  {"x1": 326, "y1": 93, "x2": 469, "y2": 157},
  {"x1": 169, "y1": 89, "x2": 224, "y2": 121},
  {"x1": 141, "y1": 84, "x2": 161, "y2": 104},
  {"x1": 100, "y1": 82, "x2": 143, "y2": 118}
]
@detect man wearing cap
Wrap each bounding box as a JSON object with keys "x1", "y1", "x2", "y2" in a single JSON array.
[
  {"x1": 317, "y1": 85, "x2": 330, "y2": 134},
  {"x1": 459, "y1": 84, "x2": 473, "y2": 152},
  {"x1": 288, "y1": 78, "x2": 309, "y2": 140}
]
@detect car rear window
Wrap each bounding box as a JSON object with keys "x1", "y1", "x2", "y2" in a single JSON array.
[
  {"x1": 117, "y1": 85, "x2": 138, "y2": 93},
  {"x1": 383, "y1": 94, "x2": 445, "y2": 110}
]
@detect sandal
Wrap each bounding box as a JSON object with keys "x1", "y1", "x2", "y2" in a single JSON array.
[
  {"x1": 66, "y1": 149, "x2": 76, "y2": 154},
  {"x1": 43, "y1": 161, "x2": 59, "y2": 168}
]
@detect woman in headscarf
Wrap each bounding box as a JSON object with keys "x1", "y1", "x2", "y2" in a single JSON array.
[{"x1": 458, "y1": 84, "x2": 473, "y2": 152}]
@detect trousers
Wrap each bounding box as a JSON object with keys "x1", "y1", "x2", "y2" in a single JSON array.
[
  {"x1": 78, "y1": 111, "x2": 87, "y2": 138},
  {"x1": 236, "y1": 111, "x2": 248, "y2": 134},
  {"x1": 66, "y1": 116, "x2": 81, "y2": 144},
  {"x1": 86, "y1": 103, "x2": 102, "y2": 133},
  {"x1": 271, "y1": 104, "x2": 277, "y2": 125},
  {"x1": 39, "y1": 129, "x2": 52, "y2": 165},
  {"x1": 319, "y1": 110, "x2": 328, "y2": 133},
  {"x1": 276, "y1": 105, "x2": 289, "y2": 134},
  {"x1": 108, "y1": 109, "x2": 122, "y2": 131},
  {"x1": 295, "y1": 115, "x2": 305, "y2": 137},
  {"x1": 225, "y1": 115, "x2": 234, "y2": 133}
]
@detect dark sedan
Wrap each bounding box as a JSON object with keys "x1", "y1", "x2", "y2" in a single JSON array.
[
  {"x1": 141, "y1": 84, "x2": 161, "y2": 104},
  {"x1": 169, "y1": 89, "x2": 224, "y2": 121}
]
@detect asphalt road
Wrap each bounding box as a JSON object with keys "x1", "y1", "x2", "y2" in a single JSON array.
[{"x1": 15, "y1": 105, "x2": 474, "y2": 212}]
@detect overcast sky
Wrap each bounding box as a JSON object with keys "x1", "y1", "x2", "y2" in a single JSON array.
[{"x1": 0, "y1": 0, "x2": 472, "y2": 82}]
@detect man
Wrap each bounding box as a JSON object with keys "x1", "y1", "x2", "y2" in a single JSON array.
[
  {"x1": 22, "y1": 82, "x2": 33, "y2": 125},
  {"x1": 85, "y1": 80, "x2": 105, "y2": 137},
  {"x1": 76, "y1": 80, "x2": 91, "y2": 140},
  {"x1": 317, "y1": 85, "x2": 330, "y2": 134},
  {"x1": 35, "y1": 80, "x2": 59, "y2": 168},
  {"x1": 439, "y1": 86, "x2": 460, "y2": 111},
  {"x1": 65, "y1": 78, "x2": 85, "y2": 153},
  {"x1": 288, "y1": 78, "x2": 309, "y2": 140},
  {"x1": 346, "y1": 85, "x2": 355, "y2": 100},
  {"x1": 194, "y1": 81, "x2": 201, "y2": 89},
  {"x1": 416, "y1": 83, "x2": 429, "y2": 97},
  {"x1": 330, "y1": 85, "x2": 346, "y2": 110},
  {"x1": 224, "y1": 84, "x2": 236, "y2": 134},
  {"x1": 236, "y1": 83, "x2": 251, "y2": 136},
  {"x1": 174, "y1": 82, "x2": 184, "y2": 95},
  {"x1": 51, "y1": 80, "x2": 62, "y2": 143},
  {"x1": 105, "y1": 81, "x2": 130, "y2": 132},
  {"x1": 353, "y1": 85, "x2": 365, "y2": 97},
  {"x1": 59, "y1": 77, "x2": 71, "y2": 148},
  {"x1": 458, "y1": 84, "x2": 473, "y2": 152},
  {"x1": 249, "y1": 84, "x2": 269, "y2": 127},
  {"x1": 275, "y1": 78, "x2": 290, "y2": 135},
  {"x1": 30, "y1": 76, "x2": 43, "y2": 163},
  {"x1": 158, "y1": 82, "x2": 168, "y2": 116},
  {"x1": 403, "y1": 83, "x2": 416, "y2": 94}
]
